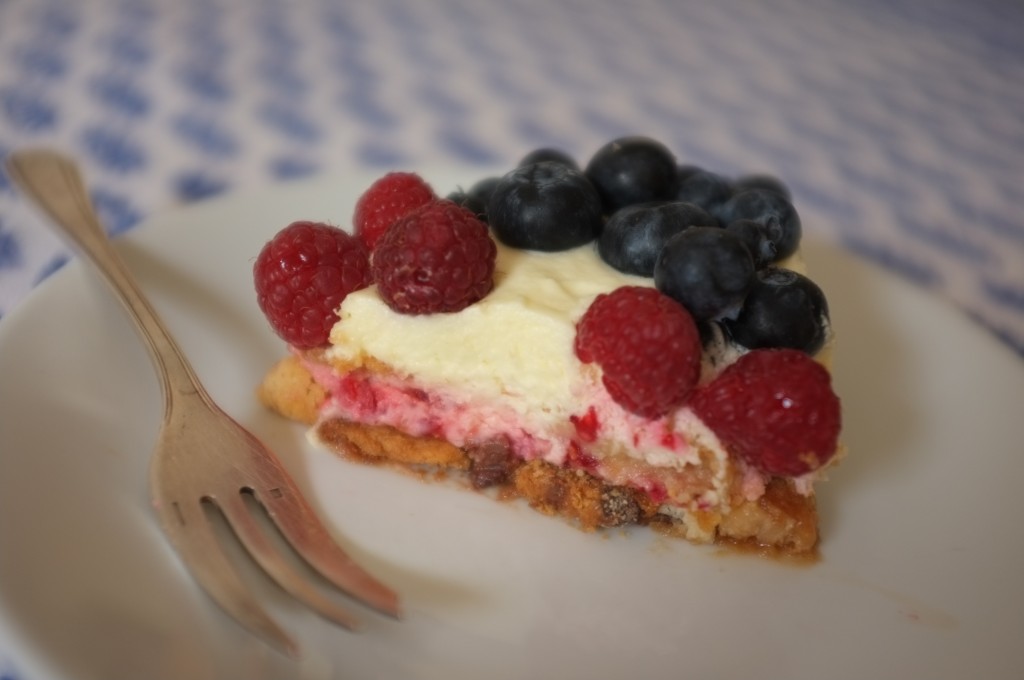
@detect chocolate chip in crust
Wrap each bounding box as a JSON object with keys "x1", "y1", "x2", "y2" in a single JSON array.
[
  {"x1": 465, "y1": 439, "x2": 521, "y2": 489},
  {"x1": 600, "y1": 486, "x2": 642, "y2": 526}
]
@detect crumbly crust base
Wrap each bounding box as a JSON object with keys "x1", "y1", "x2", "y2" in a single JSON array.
[{"x1": 259, "y1": 355, "x2": 819, "y2": 554}]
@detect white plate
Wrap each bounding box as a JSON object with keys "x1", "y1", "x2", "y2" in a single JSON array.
[{"x1": 1, "y1": 171, "x2": 1022, "y2": 680}]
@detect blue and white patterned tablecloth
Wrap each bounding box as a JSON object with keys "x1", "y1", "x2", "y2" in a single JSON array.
[
  {"x1": 1, "y1": 0, "x2": 1023, "y2": 357},
  {"x1": 0, "y1": 0, "x2": 1022, "y2": 671}
]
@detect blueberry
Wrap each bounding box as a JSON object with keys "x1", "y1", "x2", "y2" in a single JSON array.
[
  {"x1": 674, "y1": 168, "x2": 732, "y2": 214},
  {"x1": 724, "y1": 267, "x2": 829, "y2": 354},
  {"x1": 676, "y1": 164, "x2": 702, "y2": 183},
  {"x1": 447, "y1": 176, "x2": 500, "y2": 223},
  {"x1": 446, "y1": 188, "x2": 481, "y2": 216},
  {"x1": 714, "y1": 188, "x2": 802, "y2": 260},
  {"x1": 468, "y1": 175, "x2": 501, "y2": 202},
  {"x1": 584, "y1": 136, "x2": 677, "y2": 214},
  {"x1": 519, "y1": 147, "x2": 579, "y2": 171},
  {"x1": 599, "y1": 201, "x2": 717, "y2": 276},
  {"x1": 654, "y1": 226, "x2": 755, "y2": 322},
  {"x1": 487, "y1": 161, "x2": 603, "y2": 251},
  {"x1": 732, "y1": 173, "x2": 791, "y2": 201},
  {"x1": 725, "y1": 219, "x2": 777, "y2": 268},
  {"x1": 697, "y1": 319, "x2": 722, "y2": 348}
]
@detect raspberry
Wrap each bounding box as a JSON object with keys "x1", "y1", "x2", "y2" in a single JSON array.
[
  {"x1": 353, "y1": 172, "x2": 437, "y2": 251},
  {"x1": 569, "y1": 406, "x2": 601, "y2": 443},
  {"x1": 690, "y1": 349, "x2": 841, "y2": 476},
  {"x1": 575, "y1": 286, "x2": 702, "y2": 418},
  {"x1": 254, "y1": 221, "x2": 371, "y2": 349},
  {"x1": 372, "y1": 200, "x2": 496, "y2": 314}
]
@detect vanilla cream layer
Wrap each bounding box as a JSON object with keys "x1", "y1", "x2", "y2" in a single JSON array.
[
  {"x1": 328, "y1": 240, "x2": 812, "y2": 414},
  {"x1": 327, "y1": 241, "x2": 652, "y2": 427}
]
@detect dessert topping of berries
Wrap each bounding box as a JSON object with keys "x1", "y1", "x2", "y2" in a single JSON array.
[
  {"x1": 372, "y1": 200, "x2": 497, "y2": 315},
  {"x1": 690, "y1": 348, "x2": 841, "y2": 476},
  {"x1": 654, "y1": 226, "x2": 755, "y2": 322},
  {"x1": 575, "y1": 286, "x2": 702, "y2": 418},
  {"x1": 584, "y1": 136, "x2": 678, "y2": 214},
  {"x1": 353, "y1": 172, "x2": 437, "y2": 251},
  {"x1": 725, "y1": 267, "x2": 830, "y2": 354},
  {"x1": 598, "y1": 201, "x2": 717, "y2": 277},
  {"x1": 254, "y1": 221, "x2": 371, "y2": 349},
  {"x1": 488, "y1": 160, "x2": 603, "y2": 251}
]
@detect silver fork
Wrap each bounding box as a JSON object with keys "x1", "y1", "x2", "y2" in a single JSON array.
[{"x1": 5, "y1": 149, "x2": 401, "y2": 658}]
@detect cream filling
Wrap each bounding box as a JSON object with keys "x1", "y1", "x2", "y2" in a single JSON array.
[{"x1": 327, "y1": 242, "x2": 653, "y2": 429}]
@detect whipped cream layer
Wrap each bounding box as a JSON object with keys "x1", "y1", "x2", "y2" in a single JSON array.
[
  {"x1": 327, "y1": 241, "x2": 653, "y2": 428},
  {"x1": 328, "y1": 240, "x2": 812, "y2": 411}
]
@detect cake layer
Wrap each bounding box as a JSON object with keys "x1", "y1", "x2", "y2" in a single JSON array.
[
  {"x1": 254, "y1": 161, "x2": 842, "y2": 558},
  {"x1": 258, "y1": 354, "x2": 820, "y2": 552}
]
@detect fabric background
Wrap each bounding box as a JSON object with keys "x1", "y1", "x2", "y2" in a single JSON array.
[{"x1": 1, "y1": 0, "x2": 1022, "y2": 357}]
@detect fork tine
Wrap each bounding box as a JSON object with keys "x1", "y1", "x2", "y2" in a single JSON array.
[
  {"x1": 155, "y1": 497, "x2": 299, "y2": 658},
  {"x1": 250, "y1": 483, "x2": 402, "y2": 618},
  {"x1": 216, "y1": 492, "x2": 362, "y2": 630}
]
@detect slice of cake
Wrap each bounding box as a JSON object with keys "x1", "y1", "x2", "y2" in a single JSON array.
[{"x1": 254, "y1": 137, "x2": 843, "y2": 555}]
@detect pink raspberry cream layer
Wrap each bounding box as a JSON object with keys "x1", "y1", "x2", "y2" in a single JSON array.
[{"x1": 298, "y1": 353, "x2": 772, "y2": 517}]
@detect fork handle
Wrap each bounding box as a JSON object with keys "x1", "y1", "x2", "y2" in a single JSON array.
[{"x1": 6, "y1": 149, "x2": 209, "y2": 413}]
